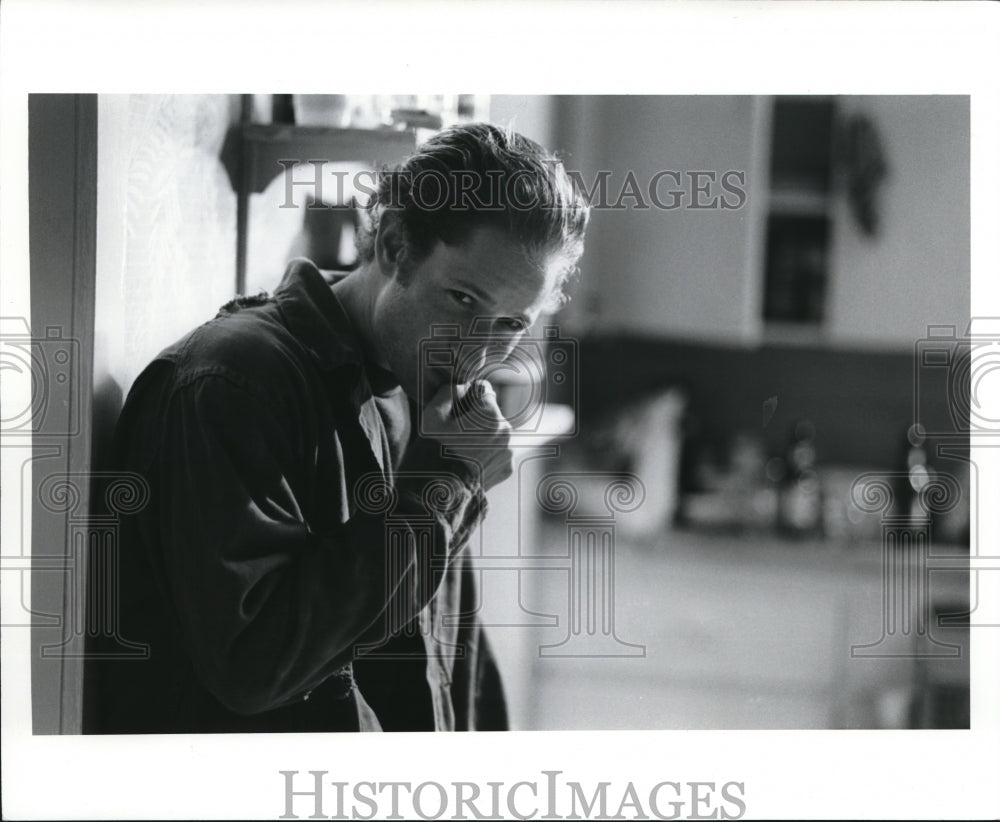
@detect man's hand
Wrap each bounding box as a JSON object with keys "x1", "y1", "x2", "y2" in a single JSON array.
[{"x1": 420, "y1": 379, "x2": 513, "y2": 492}]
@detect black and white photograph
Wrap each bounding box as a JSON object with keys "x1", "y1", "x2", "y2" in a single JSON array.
[{"x1": 2, "y1": 3, "x2": 999, "y2": 820}]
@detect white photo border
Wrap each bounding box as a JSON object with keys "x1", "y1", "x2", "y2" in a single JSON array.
[{"x1": 2, "y1": 1, "x2": 998, "y2": 819}]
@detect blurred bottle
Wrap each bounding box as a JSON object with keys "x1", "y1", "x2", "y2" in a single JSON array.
[
  {"x1": 935, "y1": 459, "x2": 970, "y2": 546},
  {"x1": 289, "y1": 199, "x2": 360, "y2": 273},
  {"x1": 674, "y1": 403, "x2": 711, "y2": 528},
  {"x1": 892, "y1": 423, "x2": 936, "y2": 524},
  {"x1": 727, "y1": 432, "x2": 770, "y2": 531},
  {"x1": 777, "y1": 419, "x2": 823, "y2": 538}
]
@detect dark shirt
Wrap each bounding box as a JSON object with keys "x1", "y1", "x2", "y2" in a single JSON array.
[{"x1": 90, "y1": 259, "x2": 508, "y2": 733}]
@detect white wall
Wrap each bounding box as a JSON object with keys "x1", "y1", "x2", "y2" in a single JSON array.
[
  {"x1": 488, "y1": 95, "x2": 554, "y2": 148},
  {"x1": 550, "y1": 95, "x2": 969, "y2": 350},
  {"x1": 555, "y1": 96, "x2": 768, "y2": 342},
  {"x1": 826, "y1": 96, "x2": 969, "y2": 349},
  {"x1": 95, "y1": 94, "x2": 240, "y2": 398}
]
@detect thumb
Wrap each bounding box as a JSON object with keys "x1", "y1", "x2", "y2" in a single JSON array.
[{"x1": 469, "y1": 378, "x2": 496, "y2": 406}]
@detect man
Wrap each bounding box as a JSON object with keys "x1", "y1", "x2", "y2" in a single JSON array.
[{"x1": 91, "y1": 123, "x2": 589, "y2": 733}]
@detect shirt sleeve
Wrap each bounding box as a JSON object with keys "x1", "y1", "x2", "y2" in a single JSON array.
[{"x1": 128, "y1": 371, "x2": 486, "y2": 716}]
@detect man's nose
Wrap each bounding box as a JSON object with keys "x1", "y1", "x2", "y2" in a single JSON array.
[
  {"x1": 465, "y1": 342, "x2": 505, "y2": 373},
  {"x1": 485, "y1": 326, "x2": 522, "y2": 361},
  {"x1": 461, "y1": 336, "x2": 517, "y2": 381}
]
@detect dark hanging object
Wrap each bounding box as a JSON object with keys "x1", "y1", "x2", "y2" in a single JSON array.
[
  {"x1": 837, "y1": 113, "x2": 889, "y2": 237},
  {"x1": 271, "y1": 94, "x2": 296, "y2": 125},
  {"x1": 298, "y1": 197, "x2": 361, "y2": 272}
]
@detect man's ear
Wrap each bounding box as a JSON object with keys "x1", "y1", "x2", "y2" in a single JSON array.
[{"x1": 374, "y1": 210, "x2": 406, "y2": 277}]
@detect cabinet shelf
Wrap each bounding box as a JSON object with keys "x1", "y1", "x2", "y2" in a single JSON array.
[{"x1": 767, "y1": 187, "x2": 832, "y2": 217}]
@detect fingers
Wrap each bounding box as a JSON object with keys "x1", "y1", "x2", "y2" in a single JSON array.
[
  {"x1": 463, "y1": 379, "x2": 501, "y2": 423},
  {"x1": 468, "y1": 379, "x2": 496, "y2": 406},
  {"x1": 424, "y1": 381, "x2": 496, "y2": 419},
  {"x1": 414, "y1": 379, "x2": 513, "y2": 492},
  {"x1": 420, "y1": 379, "x2": 511, "y2": 451},
  {"x1": 450, "y1": 379, "x2": 506, "y2": 430}
]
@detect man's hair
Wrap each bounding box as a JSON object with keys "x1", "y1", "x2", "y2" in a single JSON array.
[{"x1": 355, "y1": 122, "x2": 590, "y2": 307}]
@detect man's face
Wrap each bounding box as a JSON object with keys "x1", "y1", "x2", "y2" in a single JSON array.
[{"x1": 371, "y1": 224, "x2": 562, "y2": 403}]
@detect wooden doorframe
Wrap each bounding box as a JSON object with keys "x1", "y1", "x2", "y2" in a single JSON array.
[{"x1": 28, "y1": 93, "x2": 98, "y2": 734}]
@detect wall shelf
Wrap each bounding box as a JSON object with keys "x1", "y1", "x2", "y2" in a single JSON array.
[
  {"x1": 221, "y1": 117, "x2": 416, "y2": 292},
  {"x1": 222, "y1": 124, "x2": 416, "y2": 195}
]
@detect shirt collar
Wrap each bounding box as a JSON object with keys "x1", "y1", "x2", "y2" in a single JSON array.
[
  {"x1": 273, "y1": 259, "x2": 394, "y2": 471},
  {"x1": 273, "y1": 258, "x2": 365, "y2": 374}
]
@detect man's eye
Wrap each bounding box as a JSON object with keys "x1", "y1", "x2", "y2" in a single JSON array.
[
  {"x1": 448, "y1": 290, "x2": 475, "y2": 307},
  {"x1": 502, "y1": 317, "x2": 528, "y2": 333}
]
